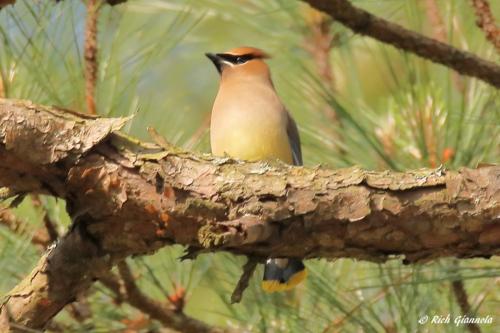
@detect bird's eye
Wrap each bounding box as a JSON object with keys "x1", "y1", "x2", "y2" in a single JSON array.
[{"x1": 235, "y1": 56, "x2": 246, "y2": 64}]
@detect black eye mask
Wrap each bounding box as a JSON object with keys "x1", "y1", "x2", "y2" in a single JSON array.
[{"x1": 216, "y1": 53, "x2": 255, "y2": 65}]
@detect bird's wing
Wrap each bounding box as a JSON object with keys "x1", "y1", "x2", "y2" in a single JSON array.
[{"x1": 286, "y1": 111, "x2": 302, "y2": 166}]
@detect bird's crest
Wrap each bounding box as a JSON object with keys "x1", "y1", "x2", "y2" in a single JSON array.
[{"x1": 223, "y1": 46, "x2": 271, "y2": 59}]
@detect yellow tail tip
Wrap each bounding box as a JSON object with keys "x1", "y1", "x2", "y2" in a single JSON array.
[{"x1": 261, "y1": 269, "x2": 307, "y2": 293}]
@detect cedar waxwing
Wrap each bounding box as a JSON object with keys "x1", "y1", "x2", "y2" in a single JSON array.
[{"x1": 206, "y1": 46, "x2": 307, "y2": 292}]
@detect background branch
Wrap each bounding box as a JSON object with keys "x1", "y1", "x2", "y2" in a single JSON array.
[
  {"x1": 115, "y1": 261, "x2": 224, "y2": 333},
  {"x1": 452, "y1": 279, "x2": 481, "y2": 333},
  {"x1": 3, "y1": 0, "x2": 498, "y2": 87},
  {"x1": 304, "y1": 0, "x2": 500, "y2": 88}
]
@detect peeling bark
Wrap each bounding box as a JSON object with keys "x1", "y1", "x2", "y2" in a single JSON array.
[{"x1": 0, "y1": 99, "x2": 499, "y2": 330}]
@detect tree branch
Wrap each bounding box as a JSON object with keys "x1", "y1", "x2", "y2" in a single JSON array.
[
  {"x1": 0, "y1": 198, "x2": 98, "y2": 327},
  {"x1": 0, "y1": 98, "x2": 499, "y2": 330},
  {"x1": 3, "y1": 0, "x2": 499, "y2": 88},
  {"x1": 303, "y1": 0, "x2": 500, "y2": 88},
  {"x1": 111, "y1": 261, "x2": 224, "y2": 333},
  {"x1": 0, "y1": 220, "x2": 112, "y2": 331}
]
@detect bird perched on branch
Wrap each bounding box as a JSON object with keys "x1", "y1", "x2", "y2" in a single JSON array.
[{"x1": 206, "y1": 46, "x2": 306, "y2": 292}]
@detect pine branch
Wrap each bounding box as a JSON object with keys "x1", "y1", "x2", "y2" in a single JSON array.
[
  {"x1": 3, "y1": 0, "x2": 499, "y2": 87},
  {"x1": 0, "y1": 99, "x2": 499, "y2": 330},
  {"x1": 111, "y1": 261, "x2": 224, "y2": 333},
  {"x1": 304, "y1": 0, "x2": 500, "y2": 88}
]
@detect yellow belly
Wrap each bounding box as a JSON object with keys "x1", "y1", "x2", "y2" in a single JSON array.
[
  {"x1": 210, "y1": 113, "x2": 293, "y2": 164},
  {"x1": 210, "y1": 81, "x2": 293, "y2": 164}
]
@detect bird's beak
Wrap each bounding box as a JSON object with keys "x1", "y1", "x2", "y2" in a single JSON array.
[{"x1": 205, "y1": 52, "x2": 223, "y2": 74}]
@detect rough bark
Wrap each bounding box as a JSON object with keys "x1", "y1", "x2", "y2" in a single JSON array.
[
  {"x1": 304, "y1": 0, "x2": 500, "y2": 88},
  {"x1": 0, "y1": 98, "x2": 499, "y2": 330}
]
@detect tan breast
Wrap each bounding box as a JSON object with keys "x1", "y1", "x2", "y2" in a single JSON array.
[{"x1": 210, "y1": 81, "x2": 293, "y2": 164}]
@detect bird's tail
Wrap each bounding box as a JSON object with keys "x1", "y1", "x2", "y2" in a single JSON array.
[{"x1": 261, "y1": 258, "x2": 307, "y2": 293}]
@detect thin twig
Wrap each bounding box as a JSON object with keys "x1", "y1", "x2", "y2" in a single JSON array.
[
  {"x1": 115, "y1": 261, "x2": 225, "y2": 333},
  {"x1": 84, "y1": 0, "x2": 100, "y2": 115},
  {"x1": 452, "y1": 279, "x2": 481, "y2": 333},
  {"x1": 230, "y1": 257, "x2": 258, "y2": 304},
  {"x1": 31, "y1": 195, "x2": 59, "y2": 242},
  {"x1": 304, "y1": 0, "x2": 500, "y2": 88},
  {"x1": 450, "y1": 260, "x2": 481, "y2": 333},
  {"x1": 97, "y1": 271, "x2": 125, "y2": 304},
  {"x1": 470, "y1": 0, "x2": 500, "y2": 54}
]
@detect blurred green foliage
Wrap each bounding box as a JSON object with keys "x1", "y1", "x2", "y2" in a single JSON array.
[{"x1": 0, "y1": 0, "x2": 499, "y2": 332}]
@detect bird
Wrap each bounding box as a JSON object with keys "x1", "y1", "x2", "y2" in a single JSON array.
[{"x1": 206, "y1": 46, "x2": 306, "y2": 292}]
